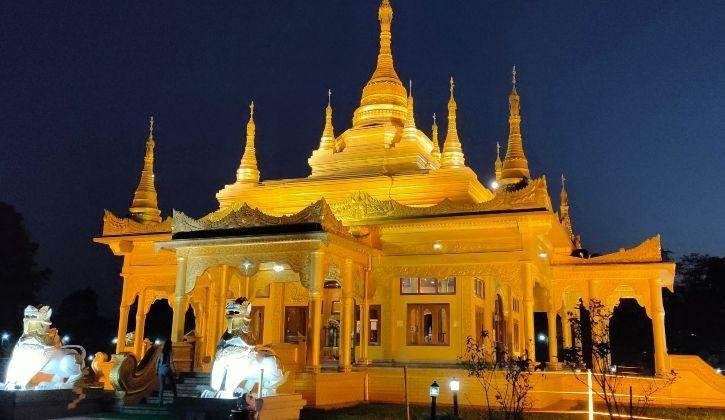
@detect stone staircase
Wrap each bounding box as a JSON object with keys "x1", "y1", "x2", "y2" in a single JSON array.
[{"x1": 113, "y1": 372, "x2": 211, "y2": 416}]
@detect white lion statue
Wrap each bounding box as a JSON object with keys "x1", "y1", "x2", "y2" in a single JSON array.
[
  {"x1": 202, "y1": 298, "x2": 287, "y2": 399},
  {"x1": 2, "y1": 305, "x2": 86, "y2": 390}
]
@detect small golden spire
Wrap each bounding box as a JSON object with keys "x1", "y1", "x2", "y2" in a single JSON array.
[
  {"x1": 129, "y1": 116, "x2": 161, "y2": 223},
  {"x1": 441, "y1": 77, "x2": 465, "y2": 168},
  {"x1": 431, "y1": 113, "x2": 441, "y2": 160},
  {"x1": 495, "y1": 141, "x2": 503, "y2": 180},
  {"x1": 319, "y1": 90, "x2": 335, "y2": 151},
  {"x1": 501, "y1": 66, "x2": 531, "y2": 183},
  {"x1": 558, "y1": 173, "x2": 578, "y2": 247},
  {"x1": 560, "y1": 174, "x2": 568, "y2": 205},
  {"x1": 236, "y1": 101, "x2": 260, "y2": 183}
]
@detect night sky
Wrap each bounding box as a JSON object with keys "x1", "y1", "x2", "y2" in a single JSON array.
[{"x1": 1, "y1": 1, "x2": 724, "y2": 309}]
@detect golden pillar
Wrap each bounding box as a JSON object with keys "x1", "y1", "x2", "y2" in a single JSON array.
[
  {"x1": 116, "y1": 303, "x2": 130, "y2": 354},
  {"x1": 171, "y1": 256, "x2": 187, "y2": 343},
  {"x1": 547, "y1": 309, "x2": 558, "y2": 364},
  {"x1": 358, "y1": 268, "x2": 371, "y2": 365},
  {"x1": 307, "y1": 250, "x2": 324, "y2": 371},
  {"x1": 216, "y1": 266, "x2": 230, "y2": 342},
  {"x1": 561, "y1": 310, "x2": 572, "y2": 348},
  {"x1": 650, "y1": 278, "x2": 670, "y2": 375},
  {"x1": 523, "y1": 265, "x2": 535, "y2": 360},
  {"x1": 134, "y1": 290, "x2": 146, "y2": 359},
  {"x1": 339, "y1": 258, "x2": 354, "y2": 372}
]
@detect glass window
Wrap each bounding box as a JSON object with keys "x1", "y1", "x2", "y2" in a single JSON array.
[
  {"x1": 400, "y1": 277, "x2": 456, "y2": 295},
  {"x1": 406, "y1": 303, "x2": 450, "y2": 346},
  {"x1": 401, "y1": 277, "x2": 419, "y2": 294},
  {"x1": 474, "y1": 278, "x2": 485, "y2": 298},
  {"x1": 438, "y1": 277, "x2": 456, "y2": 294},
  {"x1": 419, "y1": 278, "x2": 438, "y2": 294},
  {"x1": 369, "y1": 305, "x2": 381, "y2": 346}
]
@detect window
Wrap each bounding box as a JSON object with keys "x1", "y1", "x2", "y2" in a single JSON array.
[
  {"x1": 400, "y1": 277, "x2": 456, "y2": 295},
  {"x1": 284, "y1": 306, "x2": 307, "y2": 343},
  {"x1": 368, "y1": 305, "x2": 381, "y2": 346},
  {"x1": 474, "y1": 278, "x2": 485, "y2": 298},
  {"x1": 401, "y1": 277, "x2": 419, "y2": 294},
  {"x1": 407, "y1": 304, "x2": 450, "y2": 346}
]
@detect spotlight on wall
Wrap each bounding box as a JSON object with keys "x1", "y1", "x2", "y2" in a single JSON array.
[
  {"x1": 538, "y1": 252, "x2": 548, "y2": 258},
  {"x1": 242, "y1": 261, "x2": 252, "y2": 270},
  {"x1": 272, "y1": 264, "x2": 285, "y2": 272},
  {"x1": 433, "y1": 242, "x2": 443, "y2": 251}
]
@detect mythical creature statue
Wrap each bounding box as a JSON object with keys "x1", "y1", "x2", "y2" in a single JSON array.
[
  {"x1": 203, "y1": 298, "x2": 287, "y2": 399},
  {"x1": 2, "y1": 305, "x2": 87, "y2": 390}
]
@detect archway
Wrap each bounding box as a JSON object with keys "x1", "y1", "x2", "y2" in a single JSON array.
[
  {"x1": 145, "y1": 299, "x2": 173, "y2": 343},
  {"x1": 610, "y1": 298, "x2": 654, "y2": 374},
  {"x1": 183, "y1": 305, "x2": 196, "y2": 336}
]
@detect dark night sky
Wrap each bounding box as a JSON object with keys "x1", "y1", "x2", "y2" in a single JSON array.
[{"x1": 1, "y1": 1, "x2": 724, "y2": 308}]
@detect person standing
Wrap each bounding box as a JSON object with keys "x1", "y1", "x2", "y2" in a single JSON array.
[{"x1": 156, "y1": 340, "x2": 177, "y2": 406}]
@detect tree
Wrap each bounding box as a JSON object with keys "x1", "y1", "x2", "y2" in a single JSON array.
[
  {"x1": 0, "y1": 202, "x2": 50, "y2": 334},
  {"x1": 562, "y1": 298, "x2": 676, "y2": 419},
  {"x1": 665, "y1": 254, "x2": 725, "y2": 368},
  {"x1": 54, "y1": 288, "x2": 115, "y2": 355},
  {"x1": 460, "y1": 333, "x2": 534, "y2": 419}
]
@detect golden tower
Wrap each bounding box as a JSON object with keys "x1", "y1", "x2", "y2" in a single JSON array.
[
  {"x1": 501, "y1": 66, "x2": 531, "y2": 184},
  {"x1": 129, "y1": 116, "x2": 162, "y2": 223},
  {"x1": 236, "y1": 102, "x2": 260, "y2": 183},
  {"x1": 441, "y1": 77, "x2": 465, "y2": 168}
]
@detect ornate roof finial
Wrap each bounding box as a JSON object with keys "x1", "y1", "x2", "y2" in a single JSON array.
[
  {"x1": 501, "y1": 67, "x2": 531, "y2": 183},
  {"x1": 431, "y1": 113, "x2": 441, "y2": 161},
  {"x1": 441, "y1": 77, "x2": 465, "y2": 168},
  {"x1": 319, "y1": 90, "x2": 336, "y2": 151},
  {"x1": 236, "y1": 101, "x2": 260, "y2": 183},
  {"x1": 353, "y1": 0, "x2": 407, "y2": 127},
  {"x1": 558, "y1": 173, "x2": 577, "y2": 247},
  {"x1": 129, "y1": 116, "x2": 161, "y2": 224},
  {"x1": 560, "y1": 173, "x2": 569, "y2": 205}
]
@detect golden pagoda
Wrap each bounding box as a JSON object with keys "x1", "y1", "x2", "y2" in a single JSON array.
[{"x1": 94, "y1": 0, "x2": 725, "y2": 411}]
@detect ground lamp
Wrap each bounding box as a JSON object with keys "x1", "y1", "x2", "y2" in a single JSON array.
[
  {"x1": 429, "y1": 380, "x2": 440, "y2": 419},
  {"x1": 449, "y1": 378, "x2": 460, "y2": 417}
]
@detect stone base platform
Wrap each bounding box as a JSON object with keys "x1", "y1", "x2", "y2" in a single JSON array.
[
  {"x1": 0, "y1": 387, "x2": 111, "y2": 420},
  {"x1": 171, "y1": 393, "x2": 306, "y2": 419}
]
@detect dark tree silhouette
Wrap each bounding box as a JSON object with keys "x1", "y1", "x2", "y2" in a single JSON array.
[
  {"x1": 665, "y1": 253, "x2": 725, "y2": 369},
  {"x1": 0, "y1": 202, "x2": 50, "y2": 335},
  {"x1": 54, "y1": 288, "x2": 115, "y2": 355}
]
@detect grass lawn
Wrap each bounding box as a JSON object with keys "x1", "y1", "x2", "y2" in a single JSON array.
[{"x1": 300, "y1": 402, "x2": 725, "y2": 419}]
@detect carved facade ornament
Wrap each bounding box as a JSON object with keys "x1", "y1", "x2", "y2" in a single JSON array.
[
  {"x1": 102, "y1": 210, "x2": 172, "y2": 236},
  {"x1": 173, "y1": 199, "x2": 353, "y2": 240},
  {"x1": 329, "y1": 179, "x2": 551, "y2": 224},
  {"x1": 375, "y1": 263, "x2": 522, "y2": 284},
  {"x1": 554, "y1": 235, "x2": 663, "y2": 265}
]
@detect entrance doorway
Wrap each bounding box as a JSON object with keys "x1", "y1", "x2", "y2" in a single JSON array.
[
  {"x1": 145, "y1": 299, "x2": 173, "y2": 343},
  {"x1": 610, "y1": 298, "x2": 654, "y2": 374}
]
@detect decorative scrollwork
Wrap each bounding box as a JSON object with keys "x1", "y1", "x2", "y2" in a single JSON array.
[{"x1": 102, "y1": 210, "x2": 172, "y2": 236}]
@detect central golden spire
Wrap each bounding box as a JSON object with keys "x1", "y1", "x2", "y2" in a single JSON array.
[
  {"x1": 501, "y1": 66, "x2": 531, "y2": 183},
  {"x1": 129, "y1": 116, "x2": 162, "y2": 223},
  {"x1": 236, "y1": 101, "x2": 260, "y2": 183},
  {"x1": 352, "y1": 0, "x2": 408, "y2": 127}
]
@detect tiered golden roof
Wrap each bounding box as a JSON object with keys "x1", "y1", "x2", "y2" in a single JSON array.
[
  {"x1": 236, "y1": 102, "x2": 260, "y2": 183},
  {"x1": 129, "y1": 117, "x2": 162, "y2": 223},
  {"x1": 441, "y1": 77, "x2": 465, "y2": 168},
  {"x1": 501, "y1": 66, "x2": 531, "y2": 184}
]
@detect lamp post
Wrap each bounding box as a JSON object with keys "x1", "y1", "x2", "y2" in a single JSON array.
[
  {"x1": 429, "y1": 380, "x2": 440, "y2": 420},
  {"x1": 449, "y1": 378, "x2": 460, "y2": 417}
]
